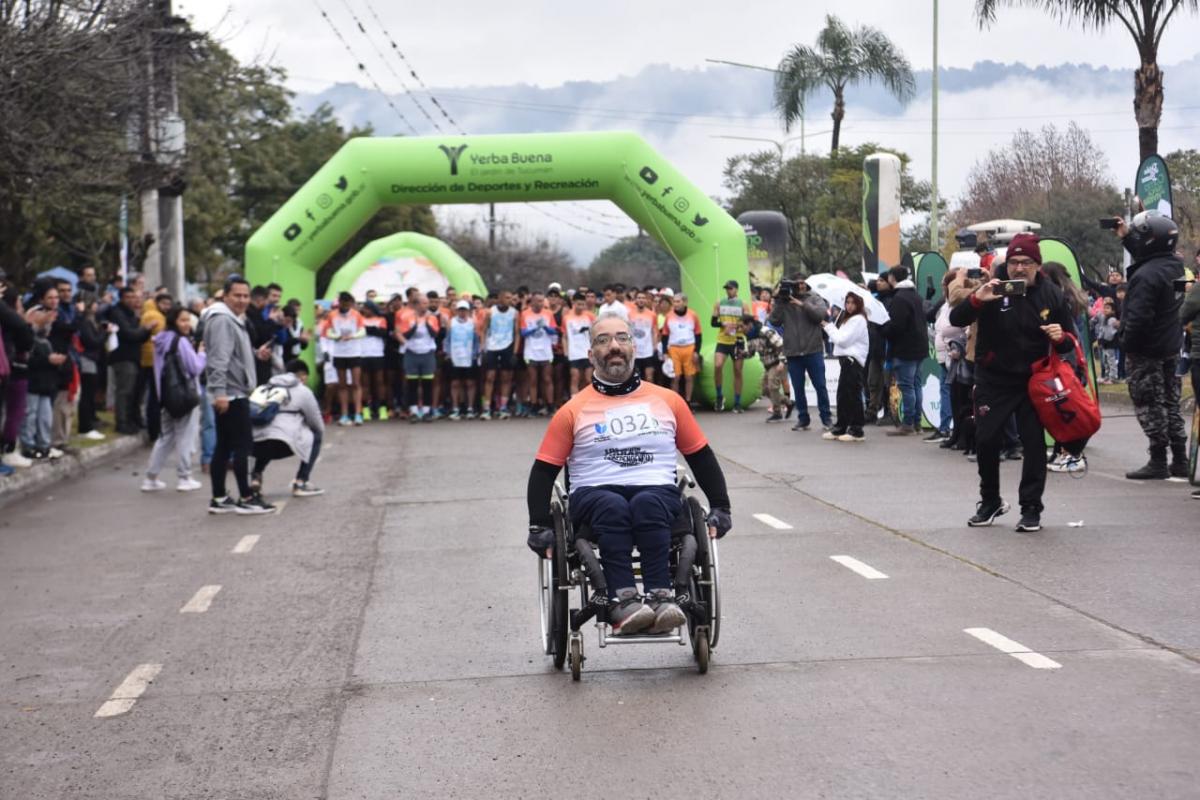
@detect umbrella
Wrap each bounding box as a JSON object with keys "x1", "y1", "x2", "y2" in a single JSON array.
[
  {"x1": 36, "y1": 266, "x2": 78, "y2": 293},
  {"x1": 804, "y1": 273, "x2": 890, "y2": 324}
]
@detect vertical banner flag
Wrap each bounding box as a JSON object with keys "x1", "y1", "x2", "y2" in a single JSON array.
[
  {"x1": 738, "y1": 210, "x2": 789, "y2": 288},
  {"x1": 1136, "y1": 154, "x2": 1173, "y2": 217},
  {"x1": 863, "y1": 153, "x2": 902, "y2": 276}
]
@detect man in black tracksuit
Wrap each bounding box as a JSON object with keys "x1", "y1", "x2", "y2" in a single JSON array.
[
  {"x1": 1114, "y1": 213, "x2": 1187, "y2": 479},
  {"x1": 949, "y1": 234, "x2": 1077, "y2": 533},
  {"x1": 880, "y1": 266, "x2": 929, "y2": 434}
]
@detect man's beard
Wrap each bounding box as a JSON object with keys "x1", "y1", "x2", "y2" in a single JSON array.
[{"x1": 592, "y1": 351, "x2": 633, "y2": 383}]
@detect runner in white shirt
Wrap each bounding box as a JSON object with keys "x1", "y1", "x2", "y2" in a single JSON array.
[
  {"x1": 597, "y1": 285, "x2": 630, "y2": 321},
  {"x1": 561, "y1": 292, "x2": 596, "y2": 397}
]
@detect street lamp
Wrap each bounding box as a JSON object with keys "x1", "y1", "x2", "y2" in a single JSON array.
[
  {"x1": 705, "y1": 58, "x2": 809, "y2": 153},
  {"x1": 931, "y1": 0, "x2": 940, "y2": 252},
  {"x1": 709, "y1": 133, "x2": 811, "y2": 160}
]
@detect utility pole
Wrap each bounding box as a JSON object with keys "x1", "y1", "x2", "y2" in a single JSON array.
[
  {"x1": 489, "y1": 203, "x2": 496, "y2": 250},
  {"x1": 930, "y1": 0, "x2": 940, "y2": 253},
  {"x1": 138, "y1": 0, "x2": 189, "y2": 299}
]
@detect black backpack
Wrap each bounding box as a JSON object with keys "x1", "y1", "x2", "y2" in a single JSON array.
[{"x1": 160, "y1": 334, "x2": 200, "y2": 419}]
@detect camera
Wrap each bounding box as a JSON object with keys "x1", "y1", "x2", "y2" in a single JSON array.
[{"x1": 775, "y1": 279, "x2": 799, "y2": 302}]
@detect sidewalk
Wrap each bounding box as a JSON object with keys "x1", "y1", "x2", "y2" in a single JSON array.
[{"x1": 0, "y1": 432, "x2": 144, "y2": 508}]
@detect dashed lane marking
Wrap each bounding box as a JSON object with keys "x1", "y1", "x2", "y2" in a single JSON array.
[
  {"x1": 964, "y1": 627, "x2": 1062, "y2": 669},
  {"x1": 180, "y1": 585, "x2": 222, "y2": 614},
  {"x1": 829, "y1": 555, "x2": 889, "y2": 579},
  {"x1": 753, "y1": 513, "x2": 793, "y2": 530},
  {"x1": 94, "y1": 663, "x2": 162, "y2": 718},
  {"x1": 232, "y1": 535, "x2": 260, "y2": 554}
]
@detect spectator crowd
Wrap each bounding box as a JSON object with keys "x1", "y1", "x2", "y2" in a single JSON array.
[{"x1": 2, "y1": 212, "x2": 1197, "y2": 518}]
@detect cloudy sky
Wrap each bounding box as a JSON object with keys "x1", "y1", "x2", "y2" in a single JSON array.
[{"x1": 180, "y1": 1, "x2": 1200, "y2": 264}]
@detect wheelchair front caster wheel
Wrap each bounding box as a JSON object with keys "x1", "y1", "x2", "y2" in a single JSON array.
[
  {"x1": 694, "y1": 634, "x2": 710, "y2": 674},
  {"x1": 569, "y1": 638, "x2": 583, "y2": 681}
]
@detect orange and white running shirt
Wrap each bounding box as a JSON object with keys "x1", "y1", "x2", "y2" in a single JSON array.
[
  {"x1": 628, "y1": 307, "x2": 658, "y2": 359},
  {"x1": 536, "y1": 382, "x2": 708, "y2": 490},
  {"x1": 561, "y1": 310, "x2": 596, "y2": 361},
  {"x1": 662, "y1": 309, "x2": 701, "y2": 347}
]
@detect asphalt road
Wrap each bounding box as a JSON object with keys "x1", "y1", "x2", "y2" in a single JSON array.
[{"x1": 1, "y1": 403, "x2": 1197, "y2": 799}]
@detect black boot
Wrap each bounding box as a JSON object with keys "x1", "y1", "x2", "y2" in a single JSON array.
[
  {"x1": 1169, "y1": 445, "x2": 1190, "y2": 478},
  {"x1": 1126, "y1": 447, "x2": 1169, "y2": 480}
]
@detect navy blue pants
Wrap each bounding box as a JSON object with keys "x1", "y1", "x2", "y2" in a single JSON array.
[{"x1": 570, "y1": 484, "x2": 681, "y2": 596}]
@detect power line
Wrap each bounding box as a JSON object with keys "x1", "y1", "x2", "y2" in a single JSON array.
[
  {"x1": 351, "y1": 0, "x2": 630, "y2": 236},
  {"x1": 334, "y1": 0, "x2": 441, "y2": 132},
  {"x1": 358, "y1": 0, "x2": 467, "y2": 135},
  {"x1": 310, "y1": 0, "x2": 418, "y2": 135}
]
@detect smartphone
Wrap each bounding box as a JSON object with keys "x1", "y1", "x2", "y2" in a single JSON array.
[
  {"x1": 1174, "y1": 279, "x2": 1193, "y2": 293},
  {"x1": 1099, "y1": 218, "x2": 1120, "y2": 230},
  {"x1": 998, "y1": 279, "x2": 1027, "y2": 297},
  {"x1": 966, "y1": 267, "x2": 983, "y2": 280}
]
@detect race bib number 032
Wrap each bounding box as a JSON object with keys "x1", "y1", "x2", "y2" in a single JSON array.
[{"x1": 603, "y1": 403, "x2": 660, "y2": 439}]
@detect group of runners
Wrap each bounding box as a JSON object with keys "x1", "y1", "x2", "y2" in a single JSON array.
[{"x1": 313, "y1": 280, "x2": 775, "y2": 423}]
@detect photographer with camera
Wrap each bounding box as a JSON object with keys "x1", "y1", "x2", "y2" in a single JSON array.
[
  {"x1": 1109, "y1": 213, "x2": 1189, "y2": 480},
  {"x1": 769, "y1": 274, "x2": 831, "y2": 432},
  {"x1": 949, "y1": 234, "x2": 1077, "y2": 533}
]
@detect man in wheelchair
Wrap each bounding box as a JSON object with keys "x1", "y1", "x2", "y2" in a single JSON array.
[{"x1": 527, "y1": 314, "x2": 732, "y2": 635}]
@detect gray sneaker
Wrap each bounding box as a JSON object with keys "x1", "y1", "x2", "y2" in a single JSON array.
[
  {"x1": 646, "y1": 588, "x2": 687, "y2": 634},
  {"x1": 609, "y1": 588, "x2": 655, "y2": 636}
]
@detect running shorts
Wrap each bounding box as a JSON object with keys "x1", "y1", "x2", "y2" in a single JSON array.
[
  {"x1": 568, "y1": 358, "x2": 590, "y2": 370},
  {"x1": 714, "y1": 342, "x2": 738, "y2": 357},
  {"x1": 482, "y1": 346, "x2": 515, "y2": 371},
  {"x1": 448, "y1": 366, "x2": 478, "y2": 382},
  {"x1": 403, "y1": 350, "x2": 437, "y2": 379},
  {"x1": 361, "y1": 356, "x2": 386, "y2": 373},
  {"x1": 668, "y1": 345, "x2": 698, "y2": 378},
  {"x1": 634, "y1": 356, "x2": 658, "y2": 375},
  {"x1": 333, "y1": 356, "x2": 360, "y2": 370}
]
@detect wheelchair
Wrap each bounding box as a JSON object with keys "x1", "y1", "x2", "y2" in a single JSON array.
[{"x1": 537, "y1": 469, "x2": 721, "y2": 681}]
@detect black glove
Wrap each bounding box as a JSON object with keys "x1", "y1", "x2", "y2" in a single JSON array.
[
  {"x1": 527, "y1": 525, "x2": 555, "y2": 556},
  {"x1": 706, "y1": 508, "x2": 732, "y2": 538}
]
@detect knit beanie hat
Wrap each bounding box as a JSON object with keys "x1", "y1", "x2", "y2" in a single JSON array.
[{"x1": 1006, "y1": 233, "x2": 1042, "y2": 264}]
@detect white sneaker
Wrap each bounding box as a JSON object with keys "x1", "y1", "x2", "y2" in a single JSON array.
[
  {"x1": 82, "y1": 430, "x2": 106, "y2": 441},
  {"x1": 176, "y1": 477, "x2": 204, "y2": 492},
  {"x1": 141, "y1": 477, "x2": 167, "y2": 492},
  {"x1": 47, "y1": 447, "x2": 64, "y2": 460},
  {"x1": 2, "y1": 451, "x2": 33, "y2": 469}
]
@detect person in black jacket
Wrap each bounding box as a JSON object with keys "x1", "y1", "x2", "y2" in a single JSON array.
[
  {"x1": 106, "y1": 287, "x2": 152, "y2": 434},
  {"x1": 879, "y1": 266, "x2": 929, "y2": 435},
  {"x1": 76, "y1": 293, "x2": 107, "y2": 440},
  {"x1": 1112, "y1": 212, "x2": 1188, "y2": 479},
  {"x1": 247, "y1": 285, "x2": 282, "y2": 386},
  {"x1": 1, "y1": 279, "x2": 37, "y2": 468},
  {"x1": 949, "y1": 234, "x2": 1077, "y2": 533}
]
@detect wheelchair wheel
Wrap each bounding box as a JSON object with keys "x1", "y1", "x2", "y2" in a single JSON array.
[
  {"x1": 549, "y1": 501, "x2": 571, "y2": 670},
  {"x1": 694, "y1": 631, "x2": 710, "y2": 674},
  {"x1": 708, "y1": 538, "x2": 721, "y2": 650},
  {"x1": 569, "y1": 637, "x2": 583, "y2": 682},
  {"x1": 685, "y1": 495, "x2": 720, "y2": 650}
]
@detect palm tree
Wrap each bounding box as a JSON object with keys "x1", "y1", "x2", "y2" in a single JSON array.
[
  {"x1": 773, "y1": 15, "x2": 916, "y2": 156},
  {"x1": 976, "y1": 1, "x2": 1199, "y2": 161}
]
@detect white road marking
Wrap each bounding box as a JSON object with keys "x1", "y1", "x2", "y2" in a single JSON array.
[
  {"x1": 829, "y1": 555, "x2": 889, "y2": 580},
  {"x1": 231, "y1": 535, "x2": 260, "y2": 554},
  {"x1": 179, "y1": 585, "x2": 222, "y2": 614},
  {"x1": 94, "y1": 663, "x2": 162, "y2": 718},
  {"x1": 273, "y1": 500, "x2": 287, "y2": 515},
  {"x1": 964, "y1": 627, "x2": 1062, "y2": 669},
  {"x1": 753, "y1": 513, "x2": 793, "y2": 530}
]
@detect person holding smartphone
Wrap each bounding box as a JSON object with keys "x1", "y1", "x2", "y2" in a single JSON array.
[{"x1": 948, "y1": 233, "x2": 1078, "y2": 533}]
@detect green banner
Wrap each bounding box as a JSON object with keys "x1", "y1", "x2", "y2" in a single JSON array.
[
  {"x1": 326, "y1": 232, "x2": 487, "y2": 302},
  {"x1": 245, "y1": 132, "x2": 757, "y2": 404},
  {"x1": 1136, "y1": 154, "x2": 1173, "y2": 217}
]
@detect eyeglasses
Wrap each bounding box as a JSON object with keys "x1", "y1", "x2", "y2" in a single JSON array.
[
  {"x1": 592, "y1": 333, "x2": 632, "y2": 345},
  {"x1": 1008, "y1": 257, "x2": 1036, "y2": 267}
]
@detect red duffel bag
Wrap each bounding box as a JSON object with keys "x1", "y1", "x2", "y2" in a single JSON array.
[{"x1": 1027, "y1": 333, "x2": 1101, "y2": 446}]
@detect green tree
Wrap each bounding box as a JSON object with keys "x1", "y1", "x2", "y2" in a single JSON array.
[
  {"x1": 774, "y1": 15, "x2": 916, "y2": 156},
  {"x1": 953, "y1": 124, "x2": 1123, "y2": 279},
  {"x1": 975, "y1": 0, "x2": 1199, "y2": 161},
  {"x1": 723, "y1": 143, "x2": 935, "y2": 280},
  {"x1": 1164, "y1": 148, "x2": 1200, "y2": 258},
  {"x1": 439, "y1": 221, "x2": 577, "y2": 293},
  {"x1": 586, "y1": 236, "x2": 679, "y2": 290}
]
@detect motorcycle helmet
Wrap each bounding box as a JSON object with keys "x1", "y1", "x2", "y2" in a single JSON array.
[{"x1": 1124, "y1": 211, "x2": 1179, "y2": 261}]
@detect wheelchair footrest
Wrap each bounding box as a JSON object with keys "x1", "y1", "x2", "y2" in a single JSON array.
[{"x1": 571, "y1": 593, "x2": 608, "y2": 632}]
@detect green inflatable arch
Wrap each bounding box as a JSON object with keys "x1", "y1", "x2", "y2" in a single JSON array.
[
  {"x1": 325, "y1": 232, "x2": 487, "y2": 301},
  {"x1": 245, "y1": 131, "x2": 758, "y2": 404}
]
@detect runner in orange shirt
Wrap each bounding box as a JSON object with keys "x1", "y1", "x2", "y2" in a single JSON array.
[
  {"x1": 661, "y1": 293, "x2": 702, "y2": 404},
  {"x1": 526, "y1": 315, "x2": 732, "y2": 635}
]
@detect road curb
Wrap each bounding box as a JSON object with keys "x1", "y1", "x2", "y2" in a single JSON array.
[{"x1": 0, "y1": 435, "x2": 146, "y2": 508}]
